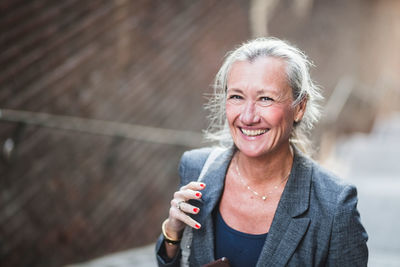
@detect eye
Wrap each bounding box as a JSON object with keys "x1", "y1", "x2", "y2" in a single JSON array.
[
  {"x1": 257, "y1": 96, "x2": 274, "y2": 107},
  {"x1": 260, "y1": 96, "x2": 274, "y2": 102},
  {"x1": 227, "y1": 94, "x2": 243, "y2": 101},
  {"x1": 228, "y1": 95, "x2": 243, "y2": 99}
]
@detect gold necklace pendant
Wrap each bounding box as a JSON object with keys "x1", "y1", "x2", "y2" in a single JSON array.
[{"x1": 235, "y1": 157, "x2": 289, "y2": 201}]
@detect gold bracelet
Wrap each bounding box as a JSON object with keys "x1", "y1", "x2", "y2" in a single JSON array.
[{"x1": 162, "y1": 219, "x2": 181, "y2": 245}]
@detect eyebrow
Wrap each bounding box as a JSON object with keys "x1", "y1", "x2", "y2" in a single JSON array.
[
  {"x1": 256, "y1": 88, "x2": 278, "y2": 95},
  {"x1": 227, "y1": 87, "x2": 280, "y2": 95},
  {"x1": 226, "y1": 88, "x2": 243, "y2": 94}
]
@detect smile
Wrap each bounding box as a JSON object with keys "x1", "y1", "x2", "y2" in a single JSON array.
[{"x1": 240, "y1": 128, "x2": 269, "y2": 137}]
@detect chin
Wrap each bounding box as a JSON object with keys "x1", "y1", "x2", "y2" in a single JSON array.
[
  {"x1": 234, "y1": 136, "x2": 290, "y2": 159},
  {"x1": 235, "y1": 141, "x2": 273, "y2": 158}
]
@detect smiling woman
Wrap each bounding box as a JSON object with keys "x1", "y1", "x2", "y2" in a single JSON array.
[
  {"x1": 155, "y1": 38, "x2": 368, "y2": 267},
  {"x1": 225, "y1": 57, "x2": 304, "y2": 159},
  {"x1": 206, "y1": 38, "x2": 322, "y2": 154}
]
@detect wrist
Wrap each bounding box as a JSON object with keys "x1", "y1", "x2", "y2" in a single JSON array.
[{"x1": 162, "y1": 219, "x2": 182, "y2": 245}]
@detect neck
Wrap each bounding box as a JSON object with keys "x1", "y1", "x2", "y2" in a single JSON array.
[{"x1": 236, "y1": 143, "x2": 293, "y2": 185}]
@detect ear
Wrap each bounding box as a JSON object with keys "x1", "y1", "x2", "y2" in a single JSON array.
[{"x1": 293, "y1": 96, "x2": 307, "y2": 123}]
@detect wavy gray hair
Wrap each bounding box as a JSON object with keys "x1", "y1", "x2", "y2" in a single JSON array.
[{"x1": 204, "y1": 37, "x2": 323, "y2": 154}]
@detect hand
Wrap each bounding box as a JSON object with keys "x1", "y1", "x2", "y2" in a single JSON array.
[{"x1": 164, "y1": 181, "x2": 206, "y2": 239}]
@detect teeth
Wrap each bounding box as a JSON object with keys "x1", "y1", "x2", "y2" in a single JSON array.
[{"x1": 241, "y1": 128, "x2": 268, "y2": 136}]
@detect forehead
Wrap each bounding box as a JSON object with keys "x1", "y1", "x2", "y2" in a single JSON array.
[{"x1": 227, "y1": 57, "x2": 290, "y2": 94}]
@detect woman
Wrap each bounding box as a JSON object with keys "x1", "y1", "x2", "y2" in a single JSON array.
[{"x1": 156, "y1": 38, "x2": 368, "y2": 266}]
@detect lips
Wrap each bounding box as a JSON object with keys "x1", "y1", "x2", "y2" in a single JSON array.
[{"x1": 240, "y1": 128, "x2": 269, "y2": 137}]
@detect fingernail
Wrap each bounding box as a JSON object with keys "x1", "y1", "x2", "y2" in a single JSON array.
[
  {"x1": 195, "y1": 224, "x2": 201, "y2": 229},
  {"x1": 195, "y1": 192, "x2": 201, "y2": 198},
  {"x1": 193, "y1": 208, "x2": 199, "y2": 213},
  {"x1": 200, "y1": 183, "x2": 205, "y2": 188}
]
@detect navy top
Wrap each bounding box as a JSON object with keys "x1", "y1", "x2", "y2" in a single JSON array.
[{"x1": 214, "y1": 210, "x2": 268, "y2": 267}]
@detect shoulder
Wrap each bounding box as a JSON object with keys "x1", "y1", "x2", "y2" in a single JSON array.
[
  {"x1": 180, "y1": 147, "x2": 214, "y2": 169},
  {"x1": 181, "y1": 147, "x2": 214, "y2": 161},
  {"x1": 310, "y1": 158, "x2": 353, "y2": 197},
  {"x1": 293, "y1": 148, "x2": 356, "y2": 210},
  {"x1": 178, "y1": 147, "x2": 214, "y2": 185},
  {"x1": 301, "y1": 154, "x2": 359, "y2": 216},
  {"x1": 295, "y1": 148, "x2": 353, "y2": 192},
  {"x1": 315, "y1": 160, "x2": 355, "y2": 195}
]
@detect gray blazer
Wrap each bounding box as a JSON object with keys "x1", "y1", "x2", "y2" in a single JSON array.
[{"x1": 156, "y1": 146, "x2": 368, "y2": 266}]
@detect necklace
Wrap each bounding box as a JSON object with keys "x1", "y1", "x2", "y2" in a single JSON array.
[{"x1": 234, "y1": 157, "x2": 290, "y2": 201}]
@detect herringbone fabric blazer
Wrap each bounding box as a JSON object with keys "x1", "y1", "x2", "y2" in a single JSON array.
[{"x1": 156, "y1": 146, "x2": 368, "y2": 267}]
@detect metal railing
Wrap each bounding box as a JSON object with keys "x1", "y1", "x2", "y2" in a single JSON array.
[{"x1": 0, "y1": 109, "x2": 204, "y2": 148}]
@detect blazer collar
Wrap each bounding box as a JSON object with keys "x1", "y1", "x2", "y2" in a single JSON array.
[
  {"x1": 191, "y1": 146, "x2": 313, "y2": 266},
  {"x1": 191, "y1": 146, "x2": 234, "y2": 265},
  {"x1": 279, "y1": 146, "x2": 312, "y2": 217},
  {"x1": 257, "y1": 146, "x2": 312, "y2": 266}
]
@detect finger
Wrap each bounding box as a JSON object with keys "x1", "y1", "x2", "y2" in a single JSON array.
[
  {"x1": 180, "y1": 181, "x2": 206, "y2": 191},
  {"x1": 171, "y1": 195, "x2": 201, "y2": 214},
  {"x1": 174, "y1": 189, "x2": 203, "y2": 202},
  {"x1": 171, "y1": 207, "x2": 201, "y2": 230},
  {"x1": 174, "y1": 200, "x2": 200, "y2": 215}
]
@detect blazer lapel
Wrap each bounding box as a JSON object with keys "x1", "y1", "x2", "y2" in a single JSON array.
[
  {"x1": 191, "y1": 147, "x2": 234, "y2": 265},
  {"x1": 257, "y1": 148, "x2": 312, "y2": 267}
]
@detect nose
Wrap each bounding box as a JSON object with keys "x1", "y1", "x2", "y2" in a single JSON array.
[{"x1": 239, "y1": 101, "x2": 261, "y2": 125}]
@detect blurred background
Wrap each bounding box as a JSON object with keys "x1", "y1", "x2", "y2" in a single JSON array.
[{"x1": 0, "y1": 0, "x2": 399, "y2": 266}]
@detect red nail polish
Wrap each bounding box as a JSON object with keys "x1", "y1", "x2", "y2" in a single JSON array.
[
  {"x1": 195, "y1": 193, "x2": 201, "y2": 198},
  {"x1": 200, "y1": 183, "x2": 205, "y2": 188},
  {"x1": 195, "y1": 224, "x2": 201, "y2": 229},
  {"x1": 193, "y1": 208, "x2": 199, "y2": 213}
]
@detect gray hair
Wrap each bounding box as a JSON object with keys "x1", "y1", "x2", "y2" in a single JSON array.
[{"x1": 204, "y1": 37, "x2": 323, "y2": 154}]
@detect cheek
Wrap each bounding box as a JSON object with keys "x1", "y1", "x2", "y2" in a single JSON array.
[
  {"x1": 262, "y1": 107, "x2": 293, "y2": 126},
  {"x1": 225, "y1": 104, "x2": 238, "y2": 123}
]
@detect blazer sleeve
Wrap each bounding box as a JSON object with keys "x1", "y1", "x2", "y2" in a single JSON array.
[
  {"x1": 155, "y1": 148, "x2": 212, "y2": 267},
  {"x1": 155, "y1": 154, "x2": 188, "y2": 267},
  {"x1": 327, "y1": 184, "x2": 368, "y2": 266},
  {"x1": 155, "y1": 233, "x2": 181, "y2": 267}
]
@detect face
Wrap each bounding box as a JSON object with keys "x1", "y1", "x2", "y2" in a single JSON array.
[{"x1": 225, "y1": 56, "x2": 306, "y2": 158}]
